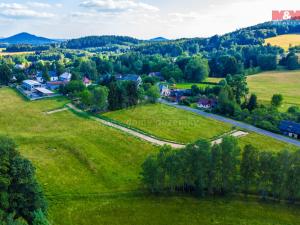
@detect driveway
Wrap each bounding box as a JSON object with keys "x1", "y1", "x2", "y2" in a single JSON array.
[{"x1": 160, "y1": 100, "x2": 300, "y2": 148}]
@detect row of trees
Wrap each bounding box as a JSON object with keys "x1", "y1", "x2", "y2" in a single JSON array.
[
  {"x1": 0, "y1": 136, "x2": 49, "y2": 224},
  {"x1": 60, "y1": 79, "x2": 160, "y2": 113},
  {"x1": 142, "y1": 137, "x2": 300, "y2": 202}
]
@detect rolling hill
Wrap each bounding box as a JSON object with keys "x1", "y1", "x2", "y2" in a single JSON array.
[{"x1": 0, "y1": 32, "x2": 59, "y2": 45}]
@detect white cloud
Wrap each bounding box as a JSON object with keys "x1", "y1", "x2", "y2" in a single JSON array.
[
  {"x1": 0, "y1": 3, "x2": 55, "y2": 19},
  {"x1": 79, "y1": 0, "x2": 159, "y2": 13},
  {"x1": 168, "y1": 12, "x2": 202, "y2": 22},
  {"x1": 27, "y1": 2, "x2": 52, "y2": 8}
]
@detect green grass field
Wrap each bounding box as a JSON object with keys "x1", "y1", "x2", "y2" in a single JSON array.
[
  {"x1": 104, "y1": 104, "x2": 233, "y2": 143},
  {"x1": 50, "y1": 195, "x2": 300, "y2": 225},
  {"x1": 247, "y1": 70, "x2": 300, "y2": 111},
  {"x1": 104, "y1": 103, "x2": 297, "y2": 151},
  {"x1": 174, "y1": 78, "x2": 223, "y2": 89},
  {"x1": 0, "y1": 88, "x2": 299, "y2": 225},
  {"x1": 174, "y1": 83, "x2": 214, "y2": 89},
  {"x1": 265, "y1": 34, "x2": 300, "y2": 51}
]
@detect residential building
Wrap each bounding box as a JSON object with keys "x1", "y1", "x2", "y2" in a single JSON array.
[
  {"x1": 60, "y1": 72, "x2": 72, "y2": 82},
  {"x1": 36, "y1": 71, "x2": 58, "y2": 83},
  {"x1": 197, "y1": 98, "x2": 217, "y2": 109},
  {"x1": 159, "y1": 84, "x2": 170, "y2": 96},
  {"x1": 22, "y1": 80, "x2": 41, "y2": 91},
  {"x1": 116, "y1": 74, "x2": 142, "y2": 86},
  {"x1": 83, "y1": 77, "x2": 92, "y2": 87},
  {"x1": 279, "y1": 120, "x2": 300, "y2": 139}
]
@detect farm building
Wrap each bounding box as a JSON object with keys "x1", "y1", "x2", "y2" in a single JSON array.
[
  {"x1": 279, "y1": 120, "x2": 300, "y2": 139},
  {"x1": 22, "y1": 80, "x2": 41, "y2": 91}
]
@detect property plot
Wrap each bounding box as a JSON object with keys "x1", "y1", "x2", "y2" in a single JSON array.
[{"x1": 104, "y1": 103, "x2": 233, "y2": 143}]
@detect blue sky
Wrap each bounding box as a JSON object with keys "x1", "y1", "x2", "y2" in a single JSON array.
[{"x1": 0, "y1": 0, "x2": 299, "y2": 39}]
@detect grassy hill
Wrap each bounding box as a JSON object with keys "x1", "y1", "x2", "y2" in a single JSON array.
[
  {"x1": 247, "y1": 70, "x2": 300, "y2": 111},
  {"x1": 0, "y1": 88, "x2": 299, "y2": 224},
  {"x1": 265, "y1": 34, "x2": 300, "y2": 51}
]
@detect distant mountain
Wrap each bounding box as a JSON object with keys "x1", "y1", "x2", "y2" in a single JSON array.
[
  {"x1": 0, "y1": 32, "x2": 59, "y2": 45},
  {"x1": 149, "y1": 37, "x2": 169, "y2": 42}
]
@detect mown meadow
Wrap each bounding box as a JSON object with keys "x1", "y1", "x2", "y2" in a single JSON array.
[
  {"x1": 265, "y1": 34, "x2": 300, "y2": 51},
  {"x1": 247, "y1": 70, "x2": 300, "y2": 111}
]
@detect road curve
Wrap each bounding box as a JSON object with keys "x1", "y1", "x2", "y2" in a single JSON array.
[{"x1": 160, "y1": 100, "x2": 300, "y2": 148}]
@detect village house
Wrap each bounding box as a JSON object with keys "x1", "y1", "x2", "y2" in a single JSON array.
[
  {"x1": 159, "y1": 84, "x2": 170, "y2": 96},
  {"x1": 149, "y1": 72, "x2": 164, "y2": 81},
  {"x1": 60, "y1": 72, "x2": 72, "y2": 82},
  {"x1": 36, "y1": 71, "x2": 58, "y2": 83},
  {"x1": 46, "y1": 72, "x2": 72, "y2": 90},
  {"x1": 197, "y1": 98, "x2": 217, "y2": 109},
  {"x1": 116, "y1": 74, "x2": 142, "y2": 86},
  {"x1": 83, "y1": 77, "x2": 92, "y2": 87},
  {"x1": 279, "y1": 120, "x2": 300, "y2": 139}
]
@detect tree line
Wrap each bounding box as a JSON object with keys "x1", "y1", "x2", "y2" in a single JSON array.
[{"x1": 142, "y1": 137, "x2": 300, "y2": 203}]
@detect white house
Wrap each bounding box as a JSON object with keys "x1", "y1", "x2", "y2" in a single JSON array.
[
  {"x1": 60, "y1": 72, "x2": 72, "y2": 82},
  {"x1": 36, "y1": 71, "x2": 58, "y2": 83},
  {"x1": 22, "y1": 80, "x2": 41, "y2": 91}
]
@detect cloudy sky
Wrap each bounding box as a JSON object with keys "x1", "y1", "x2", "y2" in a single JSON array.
[{"x1": 0, "y1": 0, "x2": 299, "y2": 39}]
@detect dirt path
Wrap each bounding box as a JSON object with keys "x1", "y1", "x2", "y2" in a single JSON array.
[
  {"x1": 45, "y1": 107, "x2": 68, "y2": 115},
  {"x1": 67, "y1": 104, "x2": 248, "y2": 149}
]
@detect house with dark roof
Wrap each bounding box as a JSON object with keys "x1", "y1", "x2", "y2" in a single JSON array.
[
  {"x1": 197, "y1": 98, "x2": 217, "y2": 109},
  {"x1": 116, "y1": 74, "x2": 142, "y2": 86},
  {"x1": 279, "y1": 120, "x2": 300, "y2": 139}
]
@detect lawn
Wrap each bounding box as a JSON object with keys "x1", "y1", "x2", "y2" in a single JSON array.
[
  {"x1": 50, "y1": 195, "x2": 300, "y2": 225},
  {"x1": 247, "y1": 70, "x2": 300, "y2": 111},
  {"x1": 174, "y1": 83, "x2": 215, "y2": 89},
  {"x1": 265, "y1": 34, "x2": 300, "y2": 51},
  {"x1": 103, "y1": 103, "x2": 233, "y2": 143},
  {"x1": 0, "y1": 88, "x2": 299, "y2": 225},
  {"x1": 174, "y1": 78, "x2": 222, "y2": 90}
]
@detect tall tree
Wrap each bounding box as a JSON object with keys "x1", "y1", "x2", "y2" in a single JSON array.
[
  {"x1": 240, "y1": 145, "x2": 258, "y2": 196},
  {"x1": 271, "y1": 94, "x2": 283, "y2": 108},
  {"x1": 184, "y1": 56, "x2": 209, "y2": 82}
]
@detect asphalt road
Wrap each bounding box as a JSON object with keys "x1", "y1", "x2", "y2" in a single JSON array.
[{"x1": 160, "y1": 100, "x2": 300, "y2": 148}]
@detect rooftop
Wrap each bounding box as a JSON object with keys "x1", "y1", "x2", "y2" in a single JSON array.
[
  {"x1": 279, "y1": 120, "x2": 300, "y2": 134},
  {"x1": 23, "y1": 80, "x2": 41, "y2": 86}
]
